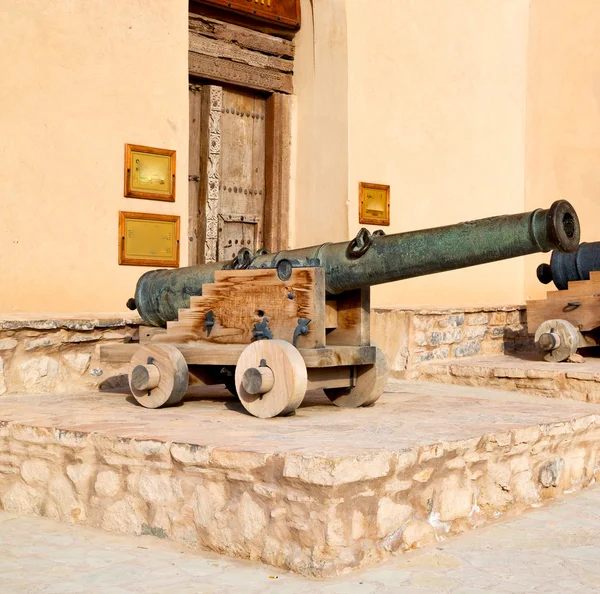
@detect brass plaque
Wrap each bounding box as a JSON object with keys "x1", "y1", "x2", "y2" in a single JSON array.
[
  {"x1": 359, "y1": 182, "x2": 390, "y2": 226},
  {"x1": 125, "y1": 144, "x2": 176, "y2": 201},
  {"x1": 119, "y1": 212, "x2": 180, "y2": 267}
]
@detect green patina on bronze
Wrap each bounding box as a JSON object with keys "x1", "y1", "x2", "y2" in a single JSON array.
[{"x1": 131, "y1": 200, "x2": 580, "y2": 327}]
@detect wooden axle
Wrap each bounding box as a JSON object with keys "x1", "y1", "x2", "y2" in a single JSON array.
[
  {"x1": 131, "y1": 363, "x2": 160, "y2": 391},
  {"x1": 242, "y1": 366, "x2": 275, "y2": 395}
]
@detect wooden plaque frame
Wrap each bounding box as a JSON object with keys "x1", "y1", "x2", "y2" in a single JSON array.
[
  {"x1": 119, "y1": 211, "x2": 180, "y2": 267},
  {"x1": 124, "y1": 144, "x2": 176, "y2": 202},
  {"x1": 359, "y1": 182, "x2": 390, "y2": 226}
]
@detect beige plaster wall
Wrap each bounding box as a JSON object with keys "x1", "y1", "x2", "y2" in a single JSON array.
[
  {"x1": 291, "y1": 0, "x2": 349, "y2": 248},
  {"x1": 345, "y1": 0, "x2": 530, "y2": 308},
  {"x1": 0, "y1": 0, "x2": 189, "y2": 313},
  {"x1": 524, "y1": 0, "x2": 600, "y2": 301}
]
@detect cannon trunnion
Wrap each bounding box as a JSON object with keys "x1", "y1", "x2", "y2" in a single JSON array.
[{"x1": 102, "y1": 201, "x2": 580, "y2": 418}]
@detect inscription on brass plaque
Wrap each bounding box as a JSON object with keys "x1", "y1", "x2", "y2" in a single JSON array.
[
  {"x1": 124, "y1": 144, "x2": 176, "y2": 202},
  {"x1": 359, "y1": 182, "x2": 390, "y2": 226},
  {"x1": 119, "y1": 212, "x2": 180, "y2": 267}
]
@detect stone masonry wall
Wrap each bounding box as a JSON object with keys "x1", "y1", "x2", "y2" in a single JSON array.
[
  {"x1": 1, "y1": 411, "x2": 599, "y2": 577},
  {"x1": 372, "y1": 305, "x2": 532, "y2": 380},
  {"x1": 0, "y1": 316, "x2": 139, "y2": 394},
  {"x1": 0, "y1": 308, "x2": 533, "y2": 394}
]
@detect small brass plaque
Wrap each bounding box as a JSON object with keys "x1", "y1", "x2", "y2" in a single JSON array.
[
  {"x1": 359, "y1": 182, "x2": 390, "y2": 226},
  {"x1": 119, "y1": 211, "x2": 180, "y2": 267},
  {"x1": 124, "y1": 144, "x2": 176, "y2": 201}
]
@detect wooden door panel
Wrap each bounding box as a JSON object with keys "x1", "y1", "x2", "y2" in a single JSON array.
[
  {"x1": 219, "y1": 86, "x2": 267, "y2": 256},
  {"x1": 190, "y1": 82, "x2": 273, "y2": 265},
  {"x1": 217, "y1": 215, "x2": 259, "y2": 261}
]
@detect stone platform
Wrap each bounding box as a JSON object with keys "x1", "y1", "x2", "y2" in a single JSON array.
[
  {"x1": 1, "y1": 382, "x2": 600, "y2": 577},
  {"x1": 419, "y1": 353, "x2": 600, "y2": 403}
]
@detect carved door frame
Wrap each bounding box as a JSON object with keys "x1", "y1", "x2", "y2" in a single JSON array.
[{"x1": 188, "y1": 83, "x2": 291, "y2": 265}]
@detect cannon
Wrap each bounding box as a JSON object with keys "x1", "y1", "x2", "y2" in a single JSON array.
[
  {"x1": 529, "y1": 242, "x2": 600, "y2": 362},
  {"x1": 101, "y1": 200, "x2": 579, "y2": 417}
]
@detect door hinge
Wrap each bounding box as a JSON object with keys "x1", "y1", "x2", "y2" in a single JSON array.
[{"x1": 188, "y1": 175, "x2": 201, "y2": 182}]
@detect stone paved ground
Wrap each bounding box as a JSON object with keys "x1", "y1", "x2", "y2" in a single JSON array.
[{"x1": 2, "y1": 485, "x2": 600, "y2": 593}]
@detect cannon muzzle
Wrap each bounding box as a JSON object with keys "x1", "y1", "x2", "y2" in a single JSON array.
[{"x1": 132, "y1": 200, "x2": 580, "y2": 326}]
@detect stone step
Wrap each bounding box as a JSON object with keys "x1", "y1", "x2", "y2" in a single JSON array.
[
  {"x1": 0, "y1": 380, "x2": 599, "y2": 577},
  {"x1": 419, "y1": 354, "x2": 600, "y2": 402}
]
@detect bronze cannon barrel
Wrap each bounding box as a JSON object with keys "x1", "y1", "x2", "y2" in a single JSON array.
[{"x1": 131, "y1": 200, "x2": 580, "y2": 327}]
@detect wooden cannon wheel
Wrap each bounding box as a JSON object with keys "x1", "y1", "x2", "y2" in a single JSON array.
[
  {"x1": 534, "y1": 319, "x2": 580, "y2": 363},
  {"x1": 235, "y1": 339, "x2": 307, "y2": 418},
  {"x1": 324, "y1": 345, "x2": 388, "y2": 408},
  {"x1": 129, "y1": 344, "x2": 189, "y2": 408}
]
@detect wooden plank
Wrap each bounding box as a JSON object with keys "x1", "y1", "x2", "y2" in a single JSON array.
[
  {"x1": 189, "y1": 51, "x2": 293, "y2": 94},
  {"x1": 325, "y1": 300, "x2": 338, "y2": 329},
  {"x1": 163, "y1": 267, "x2": 326, "y2": 348},
  {"x1": 590, "y1": 271, "x2": 600, "y2": 282},
  {"x1": 546, "y1": 279, "x2": 600, "y2": 300},
  {"x1": 307, "y1": 366, "x2": 353, "y2": 391},
  {"x1": 189, "y1": 34, "x2": 293, "y2": 73},
  {"x1": 188, "y1": 84, "x2": 203, "y2": 265},
  {"x1": 139, "y1": 326, "x2": 167, "y2": 344},
  {"x1": 264, "y1": 92, "x2": 292, "y2": 251},
  {"x1": 99, "y1": 344, "x2": 376, "y2": 368},
  {"x1": 218, "y1": 87, "x2": 266, "y2": 259},
  {"x1": 189, "y1": 14, "x2": 295, "y2": 58},
  {"x1": 326, "y1": 288, "x2": 371, "y2": 347},
  {"x1": 526, "y1": 294, "x2": 600, "y2": 333}
]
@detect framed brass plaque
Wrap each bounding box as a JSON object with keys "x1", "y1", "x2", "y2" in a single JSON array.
[
  {"x1": 119, "y1": 211, "x2": 180, "y2": 267},
  {"x1": 124, "y1": 144, "x2": 176, "y2": 201},
  {"x1": 359, "y1": 182, "x2": 390, "y2": 226}
]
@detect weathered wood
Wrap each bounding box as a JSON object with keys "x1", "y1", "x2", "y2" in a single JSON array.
[
  {"x1": 163, "y1": 267, "x2": 326, "y2": 348},
  {"x1": 324, "y1": 345, "x2": 389, "y2": 408},
  {"x1": 235, "y1": 339, "x2": 306, "y2": 418},
  {"x1": 189, "y1": 14, "x2": 295, "y2": 58},
  {"x1": 219, "y1": 87, "x2": 266, "y2": 260},
  {"x1": 242, "y1": 366, "x2": 275, "y2": 394},
  {"x1": 527, "y1": 294, "x2": 600, "y2": 333},
  {"x1": 188, "y1": 85, "x2": 203, "y2": 265},
  {"x1": 189, "y1": 52, "x2": 293, "y2": 94},
  {"x1": 100, "y1": 344, "x2": 376, "y2": 368},
  {"x1": 139, "y1": 326, "x2": 167, "y2": 344},
  {"x1": 131, "y1": 364, "x2": 160, "y2": 391},
  {"x1": 264, "y1": 92, "x2": 292, "y2": 251},
  {"x1": 546, "y1": 279, "x2": 600, "y2": 300},
  {"x1": 128, "y1": 345, "x2": 189, "y2": 409},
  {"x1": 189, "y1": 34, "x2": 293, "y2": 73},
  {"x1": 325, "y1": 300, "x2": 338, "y2": 329},
  {"x1": 326, "y1": 288, "x2": 371, "y2": 347},
  {"x1": 306, "y1": 366, "x2": 353, "y2": 391},
  {"x1": 195, "y1": 85, "x2": 222, "y2": 263}
]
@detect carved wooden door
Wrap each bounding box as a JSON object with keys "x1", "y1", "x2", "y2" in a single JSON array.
[{"x1": 189, "y1": 82, "x2": 267, "y2": 265}]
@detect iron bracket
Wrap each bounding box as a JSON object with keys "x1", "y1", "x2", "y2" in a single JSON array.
[
  {"x1": 253, "y1": 317, "x2": 273, "y2": 341},
  {"x1": 293, "y1": 318, "x2": 311, "y2": 347},
  {"x1": 204, "y1": 310, "x2": 215, "y2": 337}
]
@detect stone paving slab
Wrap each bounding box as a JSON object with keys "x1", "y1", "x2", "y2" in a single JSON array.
[
  {"x1": 2, "y1": 381, "x2": 600, "y2": 577},
  {"x1": 0, "y1": 380, "x2": 599, "y2": 454},
  {"x1": 2, "y1": 485, "x2": 600, "y2": 593},
  {"x1": 419, "y1": 353, "x2": 600, "y2": 402}
]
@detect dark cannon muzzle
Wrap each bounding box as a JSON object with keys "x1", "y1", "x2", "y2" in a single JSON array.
[{"x1": 132, "y1": 200, "x2": 580, "y2": 326}]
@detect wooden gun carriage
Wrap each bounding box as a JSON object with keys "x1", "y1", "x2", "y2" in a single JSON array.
[
  {"x1": 101, "y1": 201, "x2": 580, "y2": 417},
  {"x1": 528, "y1": 242, "x2": 600, "y2": 362}
]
